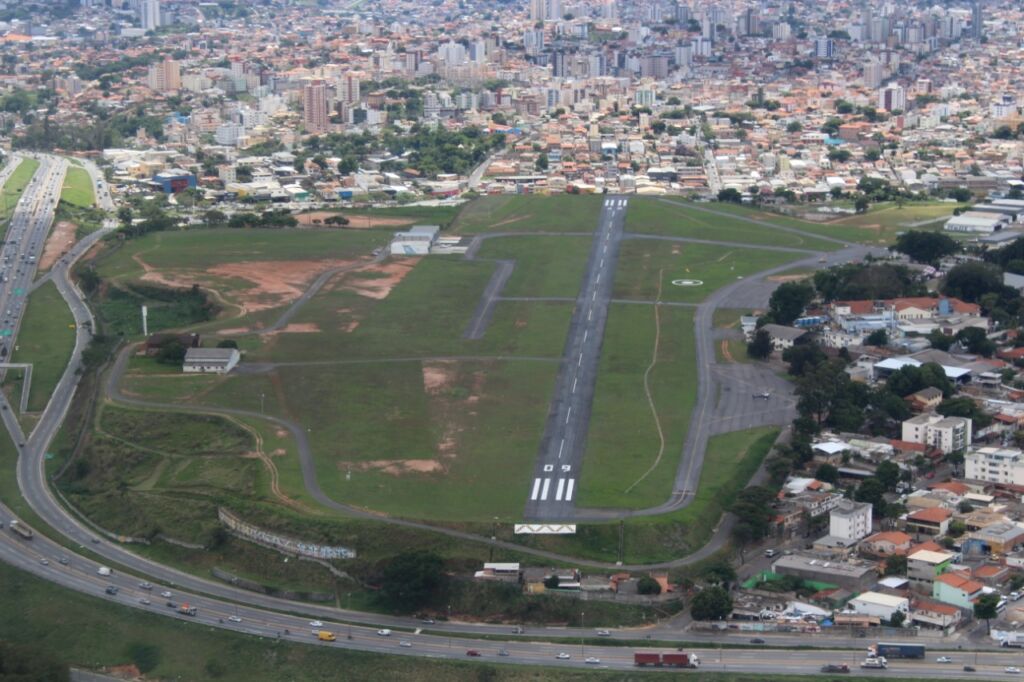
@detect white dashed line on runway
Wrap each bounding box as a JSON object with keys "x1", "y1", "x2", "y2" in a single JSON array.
[
  {"x1": 565, "y1": 407, "x2": 572, "y2": 424},
  {"x1": 558, "y1": 439, "x2": 565, "y2": 458},
  {"x1": 572, "y1": 377, "x2": 578, "y2": 393},
  {"x1": 583, "y1": 330, "x2": 588, "y2": 343}
]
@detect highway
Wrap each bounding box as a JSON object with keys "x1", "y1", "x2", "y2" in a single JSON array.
[
  {"x1": 5, "y1": 493, "x2": 1024, "y2": 678},
  {"x1": 524, "y1": 196, "x2": 628, "y2": 520}
]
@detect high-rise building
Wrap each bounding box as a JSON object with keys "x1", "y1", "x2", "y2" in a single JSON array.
[
  {"x1": 863, "y1": 61, "x2": 884, "y2": 89},
  {"x1": 546, "y1": 0, "x2": 563, "y2": 21},
  {"x1": 146, "y1": 58, "x2": 180, "y2": 92},
  {"x1": 140, "y1": 0, "x2": 161, "y2": 31},
  {"x1": 814, "y1": 37, "x2": 835, "y2": 58},
  {"x1": 529, "y1": 0, "x2": 545, "y2": 21},
  {"x1": 878, "y1": 83, "x2": 906, "y2": 112},
  {"x1": 337, "y1": 73, "x2": 361, "y2": 105},
  {"x1": 972, "y1": 1, "x2": 983, "y2": 40},
  {"x1": 551, "y1": 50, "x2": 568, "y2": 78},
  {"x1": 302, "y1": 79, "x2": 329, "y2": 134}
]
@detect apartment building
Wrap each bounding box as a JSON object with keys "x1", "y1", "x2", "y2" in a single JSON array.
[
  {"x1": 901, "y1": 414, "x2": 972, "y2": 455},
  {"x1": 829, "y1": 499, "x2": 873, "y2": 541},
  {"x1": 965, "y1": 446, "x2": 1024, "y2": 486}
]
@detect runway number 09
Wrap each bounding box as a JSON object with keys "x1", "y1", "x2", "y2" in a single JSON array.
[{"x1": 543, "y1": 465, "x2": 573, "y2": 472}]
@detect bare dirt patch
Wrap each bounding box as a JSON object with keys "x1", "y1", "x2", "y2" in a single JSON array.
[
  {"x1": 216, "y1": 327, "x2": 251, "y2": 335},
  {"x1": 40, "y1": 220, "x2": 77, "y2": 270},
  {"x1": 269, "y1": 322, "x2": 321, "y2": 334},
  {"x1": 349, "y1": 459, "x2": 444, "y2": 475},
  {"x1": 491, "y1": 214, "x2": 529, "y2": 228},
  {"x1": 337, "y1": 259, "x2": 419, "y2": 300},
  {"x1": 133, "y1": 253, "x2": 367, "y2": 314},
  {"x1": 296, "y1": 211, "x2": 417, "y2": 229},
  {"x1": 422, "y1": 361, "x2": 457, "y2": 395}
]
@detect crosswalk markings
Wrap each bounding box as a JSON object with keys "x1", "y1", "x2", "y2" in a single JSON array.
[{"x1": 540, "y1": 478, "x2": 551, "y2": 501}]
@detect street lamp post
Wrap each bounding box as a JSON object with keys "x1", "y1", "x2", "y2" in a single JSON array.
[{"x1": 580, "y1": 611, "x2": 585, "y2": 658}]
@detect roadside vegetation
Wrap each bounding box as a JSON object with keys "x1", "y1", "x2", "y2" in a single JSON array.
[{"x1": 4, "y1": 281, "x2": 76, "y2": 413}]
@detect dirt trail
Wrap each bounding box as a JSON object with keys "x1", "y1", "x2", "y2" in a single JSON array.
[
  {"x1": 721, "y1": 339, "x2": 735, "y2": 363},
  {"x1": 226, "y1": 415, "x2": 314, "y2": 514}
]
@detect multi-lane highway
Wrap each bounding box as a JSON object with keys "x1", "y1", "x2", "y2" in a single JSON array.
[
  {"x1": 524, "y1": 196, "x2": 628, "y2": 520},
  {"x1": 5, "y1": 494, "x2": 1024, "y2": 678}
]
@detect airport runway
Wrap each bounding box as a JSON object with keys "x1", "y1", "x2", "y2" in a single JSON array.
[{"x1": 523, "y1": 196, "x2": 628, "y2": 520}]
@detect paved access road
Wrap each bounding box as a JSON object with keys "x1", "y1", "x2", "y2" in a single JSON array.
[{"x1": 524, "y1": 196, "x2": 628, "y2": 519}]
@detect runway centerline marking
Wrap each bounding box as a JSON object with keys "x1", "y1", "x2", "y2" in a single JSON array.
[
  {"x1": 565, "y1": 406, "x2": 572, "y2": 423},
  {"x1": 558, "y1": 439, "x2": 565, "y2": 458}
]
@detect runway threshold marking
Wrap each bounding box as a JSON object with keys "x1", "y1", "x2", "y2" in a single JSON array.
[
  {"x1": 530, "y1": 478, "x2": 542, "y2": 500},
  {"x1": 565, "y1": 479, "x2": 575, "y2": 501},
  {"x1": 555, "y1": 478, "x2": 565, "y2": 500},
  {"x1": 540, "y1": 478, "x2": 551, "y2": 500}
]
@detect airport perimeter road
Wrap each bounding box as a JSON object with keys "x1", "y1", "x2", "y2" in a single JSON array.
[{"x1": 523, "y1": 196, "x2": 628, "y2": 520}]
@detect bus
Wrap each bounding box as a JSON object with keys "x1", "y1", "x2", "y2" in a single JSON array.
[{"x1": 9, "y1": 520, "x2": 33, "y2": 540}]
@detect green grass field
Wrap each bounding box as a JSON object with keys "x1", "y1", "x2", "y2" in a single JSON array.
[
  {"x1": 60, "y1": 165, "x2": 95, "y2": 208},
  {"x1": 824, "y1": 200, "x2": 965, "y2": 242},
  {"x1": 614, "y1": 240, "x2": 802, "y2": 304},
  {"x1": 476, "y1": 234, "x2": 592, "y2": 298},
  {"x1": 577, "y1": 304, "x2": 696, "y2": 509},
  {"x1": 0, "y1": 157, "x2": 40, "y2": 230},
  {"x1": 625, "y1": 198, "x2": 840, "y2": 251},
  {"x1": 452, "y1": 194, "x2": 604, "y2": 234},
  {"x1": 5, "y1": 281, "x2": 76, "y2": 413}
]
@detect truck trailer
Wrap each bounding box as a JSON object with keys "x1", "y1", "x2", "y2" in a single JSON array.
[
  {"x1": 872, "y1": 642, "x2": 925, "y2": 659},
  {"x1": 633, "y1": 652, "x2": 699, "y2": 668},
  {"x1": 9, "y1": 520, "x2": 32, "y2": 540}
]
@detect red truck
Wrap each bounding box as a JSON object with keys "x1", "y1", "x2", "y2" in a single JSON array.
[{"x1": 633, "y1": 652, "x2": 700, "y2": 668}]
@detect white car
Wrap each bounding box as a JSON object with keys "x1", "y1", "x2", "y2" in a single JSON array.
[
  {"x1": 399, "y1": 640, "x2": 412, "y2": 647},
  {"x1": 1007, "y1": 667, "x2": 1022, "y2": 675},
  {"x1": 585, "y1": 657, "x2": 601, "y2": 665},
  {"x1": 596, "y1": 630, "x2": 611, "y2": 637},
  {"x1": 139, "y1": 582, "x2": 153, "y2": 590},
  {"x1": 937, "y1": 656, "x2": 953, "y2": 664},
  {"x1": 138, "y1": 598, "x2": 151, "y2": 605},
  {"x1": 309, "y1": 620, "x2": 323, "y2": 627},
  {"x1": 556, "y1": 652, "x2": 570, "y2": 660},
  {"x1": 160, "y1": 591, "x2": 172, "y2": 599},
  {"x1": 377, "y1": 629, "x2": 392, "y2": 637},
  {"x1": 228, "y1": 615, "x2": 242, "y2": 623}
]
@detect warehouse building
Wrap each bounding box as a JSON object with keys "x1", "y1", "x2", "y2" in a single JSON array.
[
  {"x1": 847, "y1": 591, "x2": 910, "y2": 621},
  {"x1": 771, "y1": 554, "x2": 877, "y2": 591},
  {"x1": 390, "y1": 225, "x2": 440, "y2": 256}
]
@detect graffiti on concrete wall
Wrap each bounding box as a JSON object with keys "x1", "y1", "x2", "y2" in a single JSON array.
[{"x1": 219, "y1": 508, "x2": 356, "y2": 559}]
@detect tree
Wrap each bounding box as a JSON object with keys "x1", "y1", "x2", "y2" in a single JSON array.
[
  {"x1": 747, "y1": 329, "x2": 772, "y2": 359},
  {"x1": 865, "y1": 329, "x2": 888, "y2": 347},
  {"x1": 701, "y1": 560, "x2": 737, "y2": 587},
  {"x1": 956, "y1": 327, "x2": 996, "y2": 357},
  {"x1": 883, "y1": 555, "x2": 907, "y2": 576},
  {"x1": 543, "y1": 574, "x2": 560, "y2": 589},
  {"x1": 155, "y1": 340, "x2": 187, "y2": 366},
  {"x1": 379, "y1": 550, "x2": 445, "y2": 610},
  {"x1": 0, "y1": 641, "x2": 69, "y2": 681},
  {"x1": 637, "y1": 576, "x2": 662, "y2": 595},
  {"x1": 767, "y1": 281, "x2": 814, "y2": 325},
  {"x1": 893, "y1": 230, "x2": 958, "y2": 265},
  {"x1": 782, "y1": 343, "x2": 827, "y2": 376},
  {"x1": 690, "y1": 586, "x2": 733, "y2": 621},
  {"x1": 117, "y1": 205, "x2": 133, "y2": 229},
  {"x1": 855, "y1": 477, "x2": 886, "y2": 516},
  {"x1": 888, "y1": 611, "x2": 906, "y2": 628},
  {"x1": 864, "y1": 148, "x2": 881, "y2": 162},
  {"x1": 216, "y1": 339, "x2": 238, "y2": 349},
  {"x1": 717, "y1": 187, "x2": 743, "y2": 203},
  {"x1": 876, "y1": 460, "x2": 901, "y2": 491},
  {"x1": 854, "y1": 196, "x2": 870, "y2": 213},
  {"x1": 974, "y1": 593, "x2": 1000, "y2": 634},
  {"x1": 535, "y1": 153, "x2": 548, "y2": 171},
  {"x1": 942, "y1": 262, "x2": 1005, "y2": 303},
  {"x1": 786, "y1": 121, "x2": 803, "y2": 133},
  {"x1": 815, "y1": 463, "x2": 839, "y2": 483}
]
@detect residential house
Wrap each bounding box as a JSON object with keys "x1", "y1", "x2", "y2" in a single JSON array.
[
  {"x1": 907, "y1": 549, "x2": 954, "y2": 592},
  {"x1": 965, "y1": 446, "x2": 1024, "y2": 486},
  {"x1": 906, "y1": 387, "x2": 944, "y2": 413},
  {"x1": 905, "y1": 507, "x2": 952, "y2": 536},
  {"x1": 911, "y1": 598, "x2": 962, "y2": 630},
  {"x1": 861, "y1": 531, "x2": 913, "y2": 557},
  {"x1": 932, "y1": 572, "x2": 985, "y2": 609}
]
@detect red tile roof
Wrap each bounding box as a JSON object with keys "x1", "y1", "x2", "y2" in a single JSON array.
[{"x1": 908, "y1": 507, "x2": 952, "y2": 523}]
